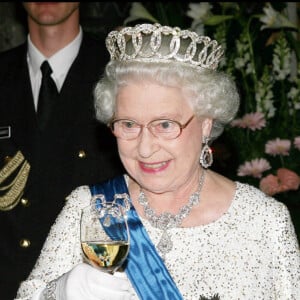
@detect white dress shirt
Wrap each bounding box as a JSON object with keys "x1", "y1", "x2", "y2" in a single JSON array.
[{"x1": 27, "y1": 27, "x2": 83, "y2": 110}]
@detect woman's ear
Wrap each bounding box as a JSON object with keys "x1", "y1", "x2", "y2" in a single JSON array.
[{"x1": 201, "y1": 118, "x2": 213, "y2": 137}]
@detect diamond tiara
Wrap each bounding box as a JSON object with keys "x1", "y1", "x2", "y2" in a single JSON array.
[{"x1": 105, "y1": 23, "x2": 224, "y2": 70}]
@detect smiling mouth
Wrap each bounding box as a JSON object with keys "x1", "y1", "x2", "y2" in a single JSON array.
[{"x1": 140, "y1": 161, "x2": 170, "y2": 170}]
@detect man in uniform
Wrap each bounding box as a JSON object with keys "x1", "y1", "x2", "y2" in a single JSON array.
[{"x1": 0, "y1": 3, "x2": 124, "y2": 299}]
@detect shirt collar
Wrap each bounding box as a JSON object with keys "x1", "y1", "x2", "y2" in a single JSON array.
[{"x1": 27, "y1": 26, "x2": 83, "y2": 78}]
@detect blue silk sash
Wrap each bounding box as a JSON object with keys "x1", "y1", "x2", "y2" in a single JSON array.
[{"x1": 90, "y1": 175, "x2": 183, "y2": 300}]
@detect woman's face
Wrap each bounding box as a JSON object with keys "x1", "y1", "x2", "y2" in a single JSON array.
[{"x1": 115, "y1": 81, "x2": 209, "y2": 194}]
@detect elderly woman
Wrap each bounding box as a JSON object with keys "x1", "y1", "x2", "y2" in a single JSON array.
[{"x1": 16, "y1": 23, "x2": 299, "y2": 300}]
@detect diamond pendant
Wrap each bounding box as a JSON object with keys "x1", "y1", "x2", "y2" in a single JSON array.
[{"x1": 157, "y1": 230, "x2": 173, "y2": 259}]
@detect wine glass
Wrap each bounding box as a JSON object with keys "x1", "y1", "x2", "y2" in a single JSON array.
[{"x1": 80, "y1": 198, "x2": 130, "y2": 274}]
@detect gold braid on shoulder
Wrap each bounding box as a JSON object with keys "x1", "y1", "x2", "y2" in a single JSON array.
[{"x1": 0, "y1": 151, "x2": 30, "y2": 211}]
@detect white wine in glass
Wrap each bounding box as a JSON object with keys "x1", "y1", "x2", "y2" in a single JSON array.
[{"x1": 80, "y1": 200, "x2": 130, "y2": 274}]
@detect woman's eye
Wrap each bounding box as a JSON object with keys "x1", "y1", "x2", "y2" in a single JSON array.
[
  {"x1": 156, "y1": 120, "x2": 176, "y2": 131},
  {"x1": 122, "y1": 121, "x2": 137, "y2": 129},
  {"x1": 160, "y1": 121, "x2": 172, "y2": 129}
]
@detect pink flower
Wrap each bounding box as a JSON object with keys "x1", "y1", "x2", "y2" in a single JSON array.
[
  {"x1": 231, "y1": 112, "x2": 266, "y2": 131},
  {"x1": 230, "y1": 118, "x2": 244, "y2": 128},
  {"x1": 259, "y1": 168, "x2": 300, "y2": 196},
  {"x1": 237, "y1": 158, "x2": 271, "y2": 178},
  {"x1": 265, "y1": 138, "x2": 291, "y2": 156},
  {"x1": 277, "y1": 168, "x2": 300, "y2": 191},
  {"x1": 259, "y1": 174, "x2": 281, "y2": 196},
  {"x1": 294, "y1": 136, "x2": 300, "y2": 150}
]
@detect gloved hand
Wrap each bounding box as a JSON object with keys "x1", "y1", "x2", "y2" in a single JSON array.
[{"x1": 51, "y1": 263, "x2": 135, "y2": 300}]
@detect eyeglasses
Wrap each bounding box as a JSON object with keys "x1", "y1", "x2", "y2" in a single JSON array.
[{"x1": 109, "y1": 115, "x2": 194, "y2": 140}]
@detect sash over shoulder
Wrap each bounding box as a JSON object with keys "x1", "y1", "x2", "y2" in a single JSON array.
[{"x1": 90, "y1": 174, "x2": 183, "y2": 300}]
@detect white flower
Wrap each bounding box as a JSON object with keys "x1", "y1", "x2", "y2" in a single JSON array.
[
  {"x1": 272, "y1": 36, "x2": 291, "y2": 81},
  {"x1": 186, "y1": 2, "x2": 212, "y2": 29},
  {"x1": 287, "y1": 85, "x2": 300, "y2": 113},
  {"x1": 264, "y1": 102, "x2": 276, "y2": 118},
  {"x1": 234, "y1": 39, "x2": 250, "y2": 70},
  {"x1": 191, "y1": 23, "x2": 205, "y2": 36},
  {"x1": 246, "y1": 63, "x2": 254, "y2": 75},
  {"x1": 124, "y1": 2, "x2": 159, "y2": 25},
  {"x1": 187, "y1": 2, "x2": 212, "y2": 20},
  {"x1": 259, "y1": 3, "x2": 297, "y2": 30},
  {"x1": 255, "y1": 74, "x2": 275, "y2": 119},
  {"x1": 234, "y1": 57, "x2": 245, "y2": 69},
  {"x1": 288, "y1": 87, "x2": 299, "y2": 99}
]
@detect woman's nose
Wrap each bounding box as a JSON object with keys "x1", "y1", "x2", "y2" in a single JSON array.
[{"x1": 137, "y1": 126, "x2": 160, "y2": 158}]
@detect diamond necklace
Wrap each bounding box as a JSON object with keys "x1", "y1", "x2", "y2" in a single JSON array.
[{"x1": 138, "y1": 170, "x2": 206, "y2": 260}]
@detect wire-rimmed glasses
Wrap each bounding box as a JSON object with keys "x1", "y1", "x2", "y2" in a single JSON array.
[{"x1": 109, "y1": 115, "x2": 194, "y2": 140}]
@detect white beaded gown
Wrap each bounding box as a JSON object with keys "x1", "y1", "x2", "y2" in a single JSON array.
[{"x1": 16, "y1": 175, "x2": 300, "y2": 300}]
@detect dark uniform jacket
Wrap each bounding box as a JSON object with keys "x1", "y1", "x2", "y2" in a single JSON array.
[{"x1": 0, "y1": 33, "x2": 124, "y2": 299}]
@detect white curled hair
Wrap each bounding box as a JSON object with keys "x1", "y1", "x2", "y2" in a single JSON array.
[{"x1": 94, "y1": 59, "x2": 239, "y2": 140}]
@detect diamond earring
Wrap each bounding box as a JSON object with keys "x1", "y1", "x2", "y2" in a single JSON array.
[{"x1": 200, "y1": 137, "x2": 213, "y2": 168}]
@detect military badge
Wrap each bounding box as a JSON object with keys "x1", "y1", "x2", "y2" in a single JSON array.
[{"x1": 0, "y1": 126, "x2": 11, "y2": 139}]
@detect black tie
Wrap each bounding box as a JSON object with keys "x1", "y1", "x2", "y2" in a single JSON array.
[{"x1": 37, "y1": 61, "x2": 58, "y2": 130}]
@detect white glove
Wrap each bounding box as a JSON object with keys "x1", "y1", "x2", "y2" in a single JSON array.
[{"x1": 47, "y1": 263, "x2": 135, "y2": 300}]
